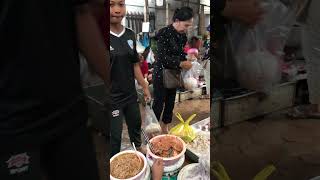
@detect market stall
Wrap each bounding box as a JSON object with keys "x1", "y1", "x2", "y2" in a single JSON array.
[{"x1": 109, "y1": 115, "x2": 211, "y2": 180}]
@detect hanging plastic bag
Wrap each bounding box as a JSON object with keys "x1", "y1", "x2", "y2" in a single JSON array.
[
  {"x1": 229, "y1": 0, "x2": 295, "y2": 93},
  {"x1": 260, "y1": 0, "x2": 296, "y2": 56},
  {"x1": 143, "y1": 103, "x2": 161, "y2": 136},
  {"x1": 183, "y1": 61, "x2": 202, "y2": 90},
  {"x1": 236, "y1": 30, "x2": 282, "y2": 93},
  {"x1": 191, "y1": 61, "x2": 202, "y2": 79},
  {"x1": 169, "y1": 113, "x2": 196, "y2": 143},
  {"x1": 146, "y1": 49, "x2": 155, "y2": 64}
]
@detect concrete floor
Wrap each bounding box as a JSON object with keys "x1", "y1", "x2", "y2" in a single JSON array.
[
  {"x1": 120, "y1": 98, "x2": 210, "y2": 151},
  {"x1": 212, "y1": 110, "x2": 320, "y2": 180}
]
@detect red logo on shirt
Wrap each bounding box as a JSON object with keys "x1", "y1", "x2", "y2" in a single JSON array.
[{"x1": 6, "y1": 153, "x2": 30, "y2": 169}]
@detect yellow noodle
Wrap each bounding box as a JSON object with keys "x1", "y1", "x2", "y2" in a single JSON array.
[{"x1": 111, "y1": 153, "x2": 144, "y2": 179}]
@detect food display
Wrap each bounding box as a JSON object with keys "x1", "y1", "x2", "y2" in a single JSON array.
[
  {"x1": 178, "y1": 153, "x2": 210, "y2": 180},
  {"x1": 186, "y1": 131, "x2": 210, "y2": 156},
  {"x1": 185, "y1": 118, "x2": 210, "y2": 161},
  {"x1": 151, "y1": 136, "x2": 183, "y2": 158},
  {"x1": 110, "y1": 153, "x2": 144, "y2": 179}
]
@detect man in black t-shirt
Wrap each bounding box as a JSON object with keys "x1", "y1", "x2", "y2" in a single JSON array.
[
  {"x1": 0, "y1": 1, "x2": 109, "y2": 180},
  {"x1": 109, "y1": 0, "x2": 151, "y2": 156}
]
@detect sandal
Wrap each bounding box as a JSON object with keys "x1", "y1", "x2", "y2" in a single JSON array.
[
  {"x1": 287, "y1": 105, "x2": 320, "y2": 119},
  {"x1": 286, "y1": 106, "x2": 309, "y2": 119}
]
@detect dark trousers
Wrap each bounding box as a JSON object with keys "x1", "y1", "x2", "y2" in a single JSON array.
[
  {"x1": 109, "y1": 102, "x2": 142, "y2": 157},
  {"x1": 0, "y1": 126, "x2": 99, "y2": 180},
  {"x1": 152, "y1": 78, "x2": 177, "y2": 124}
]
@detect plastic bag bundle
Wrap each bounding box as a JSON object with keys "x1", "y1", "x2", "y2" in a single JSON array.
[
  {"x1": 191, "y1": 61, "x2": 202, "y2": 79},
  {"x1": 184, "y1": 152, "x2": 210, "y2": 180},
  {"x1": 169, "y1": 113, "x2": 196, "y2": 143},
  {"x1": 198, "y1": 152, "x2": 210, "y2": 179},
  {"x1": 183, "y1": 61, "x2": 202, "y2": 90},
  {"x1": 260, "y1": 0, "x2": 295, "y2": 56},
  {"x1": 237, "y1": 32, "x2": 281, "y2": 92},
  {"x1": 229, "y1": 0, "x2": 295, "y2": 93},
  {"x1": 143, "y1": 104, "x2": 161, "y2": 135}
]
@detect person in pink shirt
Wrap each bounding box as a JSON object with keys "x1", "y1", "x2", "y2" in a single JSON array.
[{"x1": 139, "y1": 54, "x2": 149, "y2": 79}]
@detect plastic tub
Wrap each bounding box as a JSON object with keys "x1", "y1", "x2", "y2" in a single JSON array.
[
  {"x1": 146, "y1": 134, "x2": 186, "y2": 166},
  {"x1": 110, "y1": 150, "x2": 147, "y2": 180}
]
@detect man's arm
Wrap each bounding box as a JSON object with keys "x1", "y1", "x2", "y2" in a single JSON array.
[
  {"x1": 134, "y1": 64, "x2": 151, "y2": 101},
  {"x1": 74, "y1": 3, "x2": 110, "y2": 85}
]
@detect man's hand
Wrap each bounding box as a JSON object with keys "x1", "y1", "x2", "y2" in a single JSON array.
[
  {"x1": 143, "y1": 86, "x2": 151, "y2": 103},
  {"x1": 134, "y1": 63, "x2": 151, "y2": 102},
  {"x1": 152, "y1": 158, "x2": 163, "y2": 180},
  {"x1": 222, "y1": 0, "x2": 265, "y2": 27}
]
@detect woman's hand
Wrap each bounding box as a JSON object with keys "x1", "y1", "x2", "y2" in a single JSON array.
[{"x1": 180, "y1": 61, "x2": 193, "y2": 70}]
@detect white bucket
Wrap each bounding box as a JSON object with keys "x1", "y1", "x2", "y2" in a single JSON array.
[{"x1": 110, "y1": 150, "x2": 147, "y2": 180}]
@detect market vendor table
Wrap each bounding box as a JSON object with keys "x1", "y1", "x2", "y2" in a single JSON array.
[
  {"x1": 175, "y1": 85, "x2": 207, "y2": 103},
  {"x1": 185, "y1": 117, "x2": 210, "y2": 163}
]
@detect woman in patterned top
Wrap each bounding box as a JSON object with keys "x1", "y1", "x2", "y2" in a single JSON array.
[{"x1": 152, "y1": 7, "x2": 194, "y2": 133}]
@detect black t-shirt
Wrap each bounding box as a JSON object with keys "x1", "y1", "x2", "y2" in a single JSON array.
[
  {"x1": 110, "y1": 28, "x2": 139, "y2": 107},
  {"x1": 0, "y1": 0, "x2": 88, "y2": 144}
]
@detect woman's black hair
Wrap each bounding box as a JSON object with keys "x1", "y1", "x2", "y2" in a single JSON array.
[{"x1": 172, "y1": 7, "x2": 193, "y2": 22}]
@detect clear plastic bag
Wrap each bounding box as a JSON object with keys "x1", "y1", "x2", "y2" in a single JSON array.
[
  {"x1": 183, "y1": 61, "x2": 202, "y2": 90},
  {"x1": 143, "y1": 104, "x2": 161, "y2": 136},
  {"x1": 184, "y1": 152, "x2": 210, "y2": 180},
  {"x1": 146, "y1": 49, "x2": 155, "y2": 64},
  {"x1": 236, "y1": 30, "x2": 282, "y2": 92},
  {"x1": 229, "y1": 0, "x2": 295, "y2": 93}
]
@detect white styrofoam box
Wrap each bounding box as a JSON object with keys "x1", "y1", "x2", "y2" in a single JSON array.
[{"x1": 223, "y1": 82, "x2": 296, "y2": 126}]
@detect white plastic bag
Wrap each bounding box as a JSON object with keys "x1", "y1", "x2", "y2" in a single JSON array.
[
  {"x1": 184, "y1": 151, "x2": 210, "y2": 180},
  {"x1": 183, "y1": 61, "x2": 202, "y2": 90},
  {"x1": 236, "y1": 30, "x2": 282, "y2": 93},
  {"x1": 143, "y1": 104, "x2": 161, "y2": 136},
  {"x1": 230, "y1": 0, "x2": 295, "y2": 93},
  {"x1": 146, "y1": 49, "x2": 155, "y2": 64}
]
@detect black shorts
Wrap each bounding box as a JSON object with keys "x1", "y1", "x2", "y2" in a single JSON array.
[{"x1": 0, "y1": 125, "x2": 99, "y2": 180}]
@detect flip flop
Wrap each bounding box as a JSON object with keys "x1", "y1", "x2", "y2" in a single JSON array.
[
  {"x1": 287, "y1": 106, "x2": 320, "y2": 119},
  {"x1": 286, "y1": 107, "x2": 308, "y2": 119}
]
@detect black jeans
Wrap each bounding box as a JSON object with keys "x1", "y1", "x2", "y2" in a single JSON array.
[
  {"x1": 152, "y1": 76, "x2": 177, "y2": 124},
  {"x1": 109, "y1": 102, "x2": 142, "y2": 157}
]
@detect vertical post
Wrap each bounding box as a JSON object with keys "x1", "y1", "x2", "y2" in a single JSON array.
[
  {"x1": 166, "y1": 1, "x2": 169, "y2": 25},
  {"x1": 144, "y1": 0, "x2": 149, "y2": 22},
  {"x1": 199, "y1": 4, "x2": 205, "y2": 36}
]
